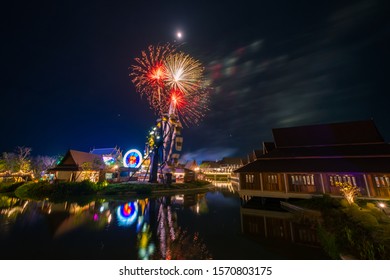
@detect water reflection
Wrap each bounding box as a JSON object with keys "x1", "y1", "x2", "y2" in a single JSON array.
[
  {"x1": 0, "y1": 194, "x2": 211, "y2": 260},
  {"x1": 240, "y1": 207, "x2": 320, "y2": 247},
  {"x1": 117, "y1": 202, "x2": 138, "y2": 227},
  {"x1": 0, "y1": 192, "x2": 327, "y2": 260},
  {"x1": 208, "y1": 181, "x2": 238, "y2": 193}
]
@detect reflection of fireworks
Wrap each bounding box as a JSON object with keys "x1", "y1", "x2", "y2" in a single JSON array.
[{"x1": 156, "y1": 202, "x2": 211, "y2": 260}]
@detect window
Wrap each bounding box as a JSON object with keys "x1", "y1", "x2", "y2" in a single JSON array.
[
  {"x1": 329, "y1": 175, "x2": 357, "y2": 186},
  {"x1": 290, "y1": 174, "x2": 315, "y2": 186},
  {"x1": 374, "y1": 175, "x2": 390, "y2": 188},
  {"x1": 267, "y1": 175, "x2": 277, "y2": 184},
  {"x1": 246, "y1": 174, "x2": 254, "y2": 183}
]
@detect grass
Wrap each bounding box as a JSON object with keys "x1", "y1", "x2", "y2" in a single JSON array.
[{"x1": 290, "y1": 195, "x2": 390, "y2": 259}]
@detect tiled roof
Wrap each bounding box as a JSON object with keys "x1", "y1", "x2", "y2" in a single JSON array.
[
  {"x1": 234, "y1": 157, "x2": 390, "y2": 173},
  {"x1": 260, "y1": 143, "x2": 390, "y2": 158},
  {"x1": 51, "y1": 150, "x2": 104, "y2": 171},
  {"x1": 90, "y1": 147, "x2": 120, "y2": 156},
  {"x1": 272, "y1": 120, "x2": 384, "y2": 148},
  {"x1": 220, "y1": 157, "x2": 242, "y2": 165}
]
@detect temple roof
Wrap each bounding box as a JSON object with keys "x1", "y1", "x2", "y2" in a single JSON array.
[
  {"x1": 90, "y1": 147, "x2": 120, "y2": 156},
  {"x1": 272, "y1": 120, "x2": 384, "y2": 148},
  {"x1": 235, "y1": 157, "x2": 390, "y2": 173},
  {"x1": 50, "y1": 150, "x2": 104, "y2": 171}
]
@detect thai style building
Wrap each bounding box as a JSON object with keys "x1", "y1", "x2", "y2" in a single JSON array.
[
  {"x1": 234, "y1": 120, "x2": 390, "y2": 200},
  {"x1": 49, "y1": 150, "x2": 105, "y2": 182},
  {"x1": 200, "y1": 157, "x2": 243, "y2": 182},
  {"x1": 90, "y1": 147, "x2": 122, "y2": 166}
]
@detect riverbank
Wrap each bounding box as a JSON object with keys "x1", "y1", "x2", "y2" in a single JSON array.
[
  {"x1": 0, "y1": 180, "x2": 212, "y2": 202},
  {"x1": 289, "y1": 195, "x2": 390, "y2": 259}
]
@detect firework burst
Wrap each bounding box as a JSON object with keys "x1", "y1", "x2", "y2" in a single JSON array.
[
  {"x1": 131, "y1": 44, "x2": 210, "y2": 126},
  {"x1": 130, "y1": 43, "x2": 177, "y2": 114},
  {"x1": 163, "y1": 52, "x2": 204, "y2": 96}
]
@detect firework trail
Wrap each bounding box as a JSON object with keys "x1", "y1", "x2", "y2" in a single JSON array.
[
  {"x1": 131, "y1": 44, "x2": 210, "y2": 126},
  {"x1": 130, "y1": 43, "x2": 177, "y2": 115}
]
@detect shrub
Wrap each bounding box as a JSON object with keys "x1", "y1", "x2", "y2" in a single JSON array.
[
  {"x1": 0, "y1": 182, "x2": 25, "y2": 193},
  {"x1": 317, "y1": 225, "x2": 340, "y2": 259},
  {"x1": 15, "y1": 180, "x2": 104, "y2": 200}
]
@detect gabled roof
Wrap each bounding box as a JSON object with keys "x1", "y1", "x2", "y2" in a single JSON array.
[
  {"x1": 200, "y1": 161, "x2": 220, "y2": 168},
  {"x1": 254, "y1": 150, "x2": 263, "y2": 158},
  {"x1": 90, "y1": 147, "x2": 121, "y2": 156},
  {"x1": 69, "y1": 150, "x2": 103, "y2": 166},
  {"x1": 259, "y1": 143, "x2": 390, "y2": 159},
  {"x1": 272, "y1": 120, "x2": 384, "y2": 148},
  {"x1": 51, "y1": 150, "x2": 104, "y2": 171},
  {"x1": 263, "y1": 142, "x2": 275, "y2": 154},
  {"x1": 184, "y1": 160, "x2": 198, "y2": 170},
  {"x1": 235, "y1": 120, "x2": 390, "y2": 174},
  {"x1": 248, "y1": 153, "x2": 255, "y2": 163},
  {"x1": 220, "y1": 157, "x2": 242, "y2": 165}
]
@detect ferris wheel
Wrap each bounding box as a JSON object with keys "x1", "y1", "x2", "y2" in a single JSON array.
[{"x1": 145, "y1": 104, "x2": 183, "y2": 182}]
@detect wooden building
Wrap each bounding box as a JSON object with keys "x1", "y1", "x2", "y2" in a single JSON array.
[
  {"x1": 234, "y1": 120, "x2": 390, "y2": 200},
  {"x1": 49, "y1": 150, "x2": 104, "y2": 182}
]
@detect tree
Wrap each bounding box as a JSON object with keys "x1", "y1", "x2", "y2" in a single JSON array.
[
  {"x1": 16, "y1": 146, "x2": 32, "y2": 173},
  {"x1": 31, "y1": 155, "x2": 58, "y2": 178},
  {"x1": 337, "y1": 182, "x2": 360, "y2": 205},
  {"x1": 79, "y1": 158, "x2": 103, "y2": 182},
  {"x1": 1, "y1": 152, "x2": 18, "y2": 173}
]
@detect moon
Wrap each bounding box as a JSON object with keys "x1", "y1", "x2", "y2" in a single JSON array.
[{"x1": 176, "y1": 31, "x2": 182, "y2": 39}]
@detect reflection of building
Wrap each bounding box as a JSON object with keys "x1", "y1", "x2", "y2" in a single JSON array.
[
  {"x1": 235, "y1": 120, "x2": 390, "y2": 200},
  {"x1": 49, "y1": 150, "x2": 104, "y2": 182},
  {"x1": 241, "y1": 207, "x2": 320, "y2": 247},
  {"x1": 200, "y1": 157, "x2": 243, "y2": 181}
]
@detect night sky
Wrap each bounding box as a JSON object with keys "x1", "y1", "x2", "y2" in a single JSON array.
[{"x1": 1, "y1": 0, "x2": 389, "y2": 162}]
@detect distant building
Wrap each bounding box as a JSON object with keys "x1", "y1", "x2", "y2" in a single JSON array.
[
  {"x1": 49, "y1": 150, "x2": 105, "y2": 182},
  {"x1": 90, "y1": 147, "x2": 122, "y2": 166},
  {"x1": 234, "y1": 120, "x2": 390, "y2": 200},
  {"x1": 199, "y1": 157, "x2": 243, "y2": 181}
]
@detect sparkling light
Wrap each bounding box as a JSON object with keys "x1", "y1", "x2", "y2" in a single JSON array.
[
  {"x1": 117, "y1": 202, "x2": 139, "y2": 227},
  {"x1": 123, "y1": 149, "x2": 143, "y2": 168},
  {"x1": 130, "y1": 43, "x2": 177, "y2": 115},
  {"x1": 131, "y1": 45, "x2": 211, "y2": 126},
  {"x1": 164, "y1": 52, "x2": 204, "y2": 96}
]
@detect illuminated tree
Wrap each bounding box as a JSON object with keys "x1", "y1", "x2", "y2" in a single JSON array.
[
  {"x1": 31, "y1": 155, "x2": 58, "y2": 178},
  {"x1": 16, "y1": 146, "x2": 32, "y2": 173},
  {"x1": 79, "y1": 158, "x2": 103, "y2": 182},
  {"x1": 337, "y1": 182, "x2": 360, "y2": 205}
]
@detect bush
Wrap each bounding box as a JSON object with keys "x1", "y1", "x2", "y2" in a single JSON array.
[
  {"x1": 15, "y1": 180, "x2": 104, "y2": 200},
  {"x1": 317, "y1": 225, "x2": 340, "y2": 259},
  {"x1": 0, "y1": 182, "x2": 25, "y2": 193},
  {"x1": 344, "y1": 206, "x2": 379, "y2": 228}
]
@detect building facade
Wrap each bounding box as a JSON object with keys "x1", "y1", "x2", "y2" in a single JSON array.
[
  {"x1": 234, "y1": 120, "x2": 390, "y2": 200},
  {"x1": 49, "y1": 150, "x2": 104, "y2": 182}
]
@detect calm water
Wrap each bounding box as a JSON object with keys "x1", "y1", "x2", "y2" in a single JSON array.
[{"x1": 0, "y1": 185, "x2": 328, "y2": 260}]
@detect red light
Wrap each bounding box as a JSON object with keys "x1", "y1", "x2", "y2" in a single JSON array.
[
  {"x1": 170, "y1": 89, "x2": 185, "y2": 108},
  {"x1": 147, "y1": 63, "x2": 165, "y2": 86},
  {"x1": 123, "y1": 203, "x2": 132, "y2": 216}
]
